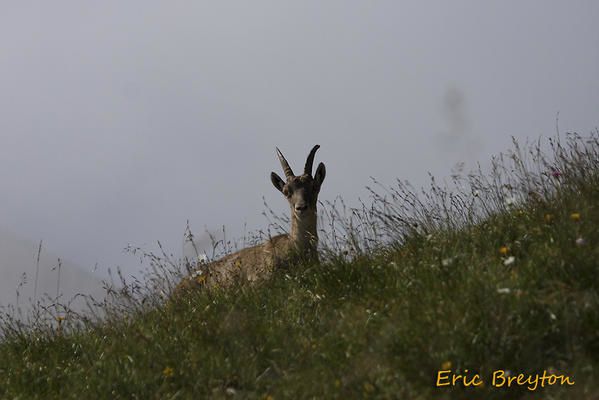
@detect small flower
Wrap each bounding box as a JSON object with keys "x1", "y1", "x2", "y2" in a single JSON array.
[
  {"x1": 503, "y1": 256, "x2": 515, "y2": 266},
  {"x1": 570, "y1": 212, "x2": 581, "y2": 222},
  {"x1": 575, "y1": 237, "x2": 586, "y2": 246},
  {"x1": 441, "y1": 361, "x2": 452, "y2": 370},
  {"x1": 550, "y1": 168, "x2": 562, "y2": 178},
  {"x1": 499, "y1": 246, "x2": 509, "y2": 256},
  {"x1": 162, "y1": 366, "x2": 174, "y2": 378},
  {"x1": 497, "y1": 288, "x2": 511, "y2": 294},
  {"x1": 544, "y1": 214, "x2": 553, "y2": 223},
  {"x1": 191, "y1": 269, "x2": 202, "y2": 277},
  {"x1": 225, "y1": 387, "x2": 237, "y2": 396},
  {"x1": 441, "y1": 257, "x2": 454, "y2": 267},
  {"x1": 505, "y1": 196, "x2": 517, "y2": 208}
]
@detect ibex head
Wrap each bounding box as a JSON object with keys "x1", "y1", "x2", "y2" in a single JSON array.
[{"x1": 270, "y1": 145, "x2": 326, "y2": 218}]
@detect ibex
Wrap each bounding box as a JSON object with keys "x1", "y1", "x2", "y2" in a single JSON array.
[{"x1": 175, "y1": 145, "x2": 326, "y2": 294}]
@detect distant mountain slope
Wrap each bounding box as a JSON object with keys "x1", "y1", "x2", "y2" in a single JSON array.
[{"x1": 0, "y1": 228, "x2": 105, "y2": 311}]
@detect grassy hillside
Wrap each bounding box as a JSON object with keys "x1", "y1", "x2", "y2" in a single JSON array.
[{"x1": 1, "y1": 133, "x2": 598, "y2": 399}]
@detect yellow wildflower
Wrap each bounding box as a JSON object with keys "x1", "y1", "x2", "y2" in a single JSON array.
[
  {"x1": 570, "y1": 212, "x2": 581, "y2": 222},
  {"x1": 441, "y1": 360, "x2": 452, "y2": 370},
  {"x1": 499, "y1": 246, "x2": 509, "y2": 256},
  {"x1": 162, "y1": 366, "x2": 174, "y2": 378},
  {"x1": 363, "y1": 382, "x2": 375, "y2": 393}
]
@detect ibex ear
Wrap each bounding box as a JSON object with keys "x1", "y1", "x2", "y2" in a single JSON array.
[
  {"x1": 314, "y1": 162, "x2": 326, "y2": 189},
  {"x1": 271, "y1": 172, "x2": 286, "y2": 193}
]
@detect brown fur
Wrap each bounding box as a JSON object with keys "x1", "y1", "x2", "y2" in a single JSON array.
[
  {"x1": 173, "y1": 145, "x2": 325, "y2": 296},
  {"x1": 175, "y1": 234, "x2": 295, "y2": 292}
]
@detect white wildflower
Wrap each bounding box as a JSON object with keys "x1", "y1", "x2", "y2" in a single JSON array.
[
  {"x1": 441, "y1": 257, "x2": 454, "y2": 267},
  {"x1": 191, "y1": 269, "x2": 204, "y2": 278},
  {"x1": 505, "y1": 196, "x2": 517, "y2": 208},
  {"x1": 503, "y1": 256, "x2": 515, "y2": 266}
]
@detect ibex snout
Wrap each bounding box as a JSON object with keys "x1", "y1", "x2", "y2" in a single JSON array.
[{"x1": 294, "y1": 202, "x2": 308, "y2": 212}]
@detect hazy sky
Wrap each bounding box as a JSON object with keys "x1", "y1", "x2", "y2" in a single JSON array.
[{"x1": 1, "y1": 1, "x2": 598, "y2": 277}]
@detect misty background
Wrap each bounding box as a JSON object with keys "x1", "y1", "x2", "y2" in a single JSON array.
[{"x1": 1, "y1": 2, "x2": 598, "y2": 308}]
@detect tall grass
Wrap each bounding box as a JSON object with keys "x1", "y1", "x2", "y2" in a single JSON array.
[{"x1": 0, "y1": 131, "x2": 597, "y2": 399}]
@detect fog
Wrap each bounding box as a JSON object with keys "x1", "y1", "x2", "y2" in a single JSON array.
[
  {"x1": 0, "y1": 230, "x2": 104, "y2": 311},
  {"x1": 1, "y1": 2, "x2": 597, "y2": 306}
]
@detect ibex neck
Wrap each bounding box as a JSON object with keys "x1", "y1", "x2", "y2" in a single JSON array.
[{"x1": 290, "y1": 209, "x2": 318, "y2": 255}]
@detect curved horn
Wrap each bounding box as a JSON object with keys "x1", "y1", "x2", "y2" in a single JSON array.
[
  {"x1": 276, "y1": 147, "x2": 294, "y2": 178},
  {"x1": 304, "y1": 144, "x2": 320, "y2": 176}
]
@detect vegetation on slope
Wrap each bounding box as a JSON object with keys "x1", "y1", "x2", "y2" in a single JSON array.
[{"x1": 1, "y1": 132, "x2": 598, "y2": 399}]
